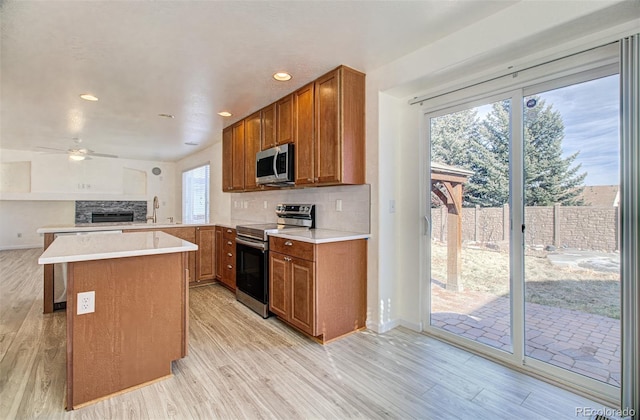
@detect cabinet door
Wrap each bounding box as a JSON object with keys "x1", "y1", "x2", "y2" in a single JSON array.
[
  {"x1": 315, "y1": 69, "x2": 342, "y2": 184},
  {"x1": 222, "y1": 127, "x2": 233, "y2": 191},
  {"x1": 294, "y1": 83, "x2": 315, "y2": 185},
  {"x1": 269, "y1": 251, "x2": 288, "y2": 319},
  {"x1": 244, "y1": 111, "x2": 261, "y2": 191},
  {"x1": 289, "y1": 257, "x2": 315, "y2": 335},
  {"x1": 232, "y1": 121, "x2": 245, "y2": 191},
  {"x1": 261, "y1": 103, "x2": 276, "y2": 150},
  {"x1": 160, "y1": 227, "x2": 196, "y2": 283},
  {"x1": 195, "y1": 226, "x2": 215, "y2": 282},
  {"x1": 276, "y1": 94, "x2": 294, "y2": 146}
]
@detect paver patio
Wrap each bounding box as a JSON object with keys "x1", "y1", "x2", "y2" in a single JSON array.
[{"x1": 431, "y1": 281, "x2": 621, "y2": 387}]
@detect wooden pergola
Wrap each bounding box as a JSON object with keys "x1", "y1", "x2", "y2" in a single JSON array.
[{"x1": 431, "y1": 162, "x2": 473, "y2": 292}]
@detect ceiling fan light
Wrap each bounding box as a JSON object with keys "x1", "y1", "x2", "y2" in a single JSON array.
[
  {"x1": 69, "y1": 154, "x2": 85, "y2": 161},
  {"x1": 79, "y1": 94, "x2": 99, "y2": 101},
  {"x1": 217, "y1": 111, "x2": 232, "y2": 117}
]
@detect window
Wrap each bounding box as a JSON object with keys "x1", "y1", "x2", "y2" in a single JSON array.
[{"x1": 182, "y1": 164, "x2": 210, "y2": 224}]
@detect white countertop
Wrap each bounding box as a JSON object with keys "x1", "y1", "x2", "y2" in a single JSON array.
[
  {"x1": 37, "y1": 222, "x2": 216, "y2": 234},
  {"x1": 268, "y1": 229, "x2": 370, "y2": 244},
  {"x1": 38, "y1": 231, "x2": 198, "y2": 264}
]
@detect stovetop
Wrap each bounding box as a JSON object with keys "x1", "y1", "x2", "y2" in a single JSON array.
[{"x1": 236, "y1": 223, "x2": 308, "y2": 242}]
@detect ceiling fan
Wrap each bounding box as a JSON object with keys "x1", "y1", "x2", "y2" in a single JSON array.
[{"x1": 35, "y1": 138, "x2": 118, "y2": 161}]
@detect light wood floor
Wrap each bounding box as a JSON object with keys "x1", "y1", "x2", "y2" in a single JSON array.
[{"x1": 1, "y1": 248, "x2": 611, "y2": 419}]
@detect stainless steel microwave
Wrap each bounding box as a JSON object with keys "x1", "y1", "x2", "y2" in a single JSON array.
[{"x1": 256, "y1": 144, "x2": 294, "y2": 186}]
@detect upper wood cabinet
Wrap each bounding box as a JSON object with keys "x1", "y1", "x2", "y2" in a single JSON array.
[
  {"x1": 222, "y1": 127, "x2": 233, "y2": 191},
  {"x1": 294, "y1": 83, "x2": 315, "y2": 185},
  {"x1": 232, "y1": 121, "x2": 245, "y2": 191},
  {"x1": 244, "y1": 111, "x2": 261, "y2": 191},
  {"x1": 221, "y1": 65, "x2": 365, "y2": 193},
  {"x1": 315, "y1": 66, "x2": 365, "y2": 185},
  {"x1": 261, "y1": 103, "x2": 276, "y2": 150},
  {"x1": 222, "y1": 122, "x2": 245, "y2": 192},
  {"x1": 276, "y1": 93, "x2": 294, "y2": 146}
]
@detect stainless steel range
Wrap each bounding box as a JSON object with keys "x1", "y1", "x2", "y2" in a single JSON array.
[{"x1": 235, "y1": 204, "x2": 315, "y2": 318}]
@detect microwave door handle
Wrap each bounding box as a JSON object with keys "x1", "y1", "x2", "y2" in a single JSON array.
[{"x1": 273, "y1": 149, "x2": 280, "y2": 178}]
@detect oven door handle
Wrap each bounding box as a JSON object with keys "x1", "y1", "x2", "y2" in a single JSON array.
[{"x1": 235, "y1": 237, "x2": 267, "y2": 251}]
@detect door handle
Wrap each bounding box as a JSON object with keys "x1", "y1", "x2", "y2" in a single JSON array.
[{"x1": 424, "y1": 215, "x2": 431, "y2": 237}]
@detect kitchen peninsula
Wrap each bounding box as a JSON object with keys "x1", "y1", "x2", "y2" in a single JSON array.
[{"x1": 38, "y1": 231, "x2": 196, "y2": 410}]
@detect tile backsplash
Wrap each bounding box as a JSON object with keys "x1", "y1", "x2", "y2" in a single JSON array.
[{"x1": 230, "y1": 184, "x2": 370, "y2": 233}]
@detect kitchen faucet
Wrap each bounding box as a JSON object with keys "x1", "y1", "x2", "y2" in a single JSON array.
[{"x1": 146, "y1": 196, "x2": 159, "y2": 223}]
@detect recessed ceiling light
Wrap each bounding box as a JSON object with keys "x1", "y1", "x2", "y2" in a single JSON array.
[
  {"x1": 273, "y1": 72, "x2": 292, "y2": 81},
  {"x1": 158, "y1": 113, "x2": 175, "y2": 118},
  {"x1": 218, "y1": 111, "x2": 232, "y2": 117},
  {"x1": 79, "y1": 94, "x2": 98, "y2": 101}
]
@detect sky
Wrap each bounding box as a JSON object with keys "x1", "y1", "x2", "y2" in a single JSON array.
[
  {"x1": 533, "y1": 74, "x2": 619, "y2": 186},
  {"x1": 472, "y1": 74, "x2": 619, "y2": 186}
]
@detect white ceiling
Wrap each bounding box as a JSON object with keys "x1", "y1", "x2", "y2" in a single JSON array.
[{"x1": 0, "y1": 1, "x2": 517, "y2": 162}]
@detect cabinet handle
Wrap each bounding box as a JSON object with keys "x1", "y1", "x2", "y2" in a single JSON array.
[
  {"x1": 227, "y1": 229, "x2": 232, "y2": 233},
  {"x1": 227, "y1": 265, "x2": 233, "y2": 269},
  {"x1": 227, "y1": 252, "x2": 232, "y2": 257},
  {"x1": 284, "y1": 241, "x2": 293, "y2": 246},
  {"x1": 227, "y1": 241, "x2": 232, "y2": 245},
  {"x1": 284, "y1": 256, "x2": 291, "y2": 262},
  {"x1": 307, "y1": 178, "x2": 313, "y2": 182}
]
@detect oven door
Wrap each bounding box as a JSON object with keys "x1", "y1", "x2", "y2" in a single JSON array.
[{"x1": 235, "y1": 237, "x2": 269, "y2": 305}]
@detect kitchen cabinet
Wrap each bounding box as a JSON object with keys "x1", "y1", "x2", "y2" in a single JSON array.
[
  {"x1": 244, "y1": 111, "x2": 262, "y2": 191},
  {"x1": 221, "y1": 65, "x2": 365, "y2": 192},
  {"x1": 159, "y1": 227, "x2": 197, "y2": 284},
  {"x1": 215, "y1": 226, "x2": 224, "y2": 280},
  {"x1": 222, "y1": 121, "x2": 245, "y2": 192},
  {"x1": 294, "y1": 82, "x2": 315, "y2": 185},
  {"x1": 261, "y1": 103, "x2": 276, "y2": 150},
  {"x1": 216, "y1": 227, "x2": 236, "y2": 291},
  {"x1": 314, "y1": 66, "x2": 365, "y2": 185},
  {"x1": 276, "y1": 93, "x2": 294, "y2": 146},
  {"x1": 195, "y1": 226, "x2": 215, "y2": 283},
  {"x1": 268, "y1": 236, "x2": 367, "y2": 343}
]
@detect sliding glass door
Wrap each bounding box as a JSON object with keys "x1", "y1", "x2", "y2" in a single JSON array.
[
  {"x1": 523, "y1": 74, "x2": 621, "y2": 387},
  {"x1": 425, "y1": 68, "x2": 620, "y2": 397},
  {"x1": 428, "y1": 96, "x2": 514, "y2": 353}
]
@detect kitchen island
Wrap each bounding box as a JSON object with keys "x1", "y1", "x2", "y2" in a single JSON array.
[{"x1": 38, "y1": 231, "x2": 197, "y2": 410}]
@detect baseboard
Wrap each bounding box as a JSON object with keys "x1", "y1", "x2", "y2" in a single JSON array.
[
  {"x1": 399, "y1": 319, "x2": 423, "y2": 332},
  {"x1": 366, "y1": 318, "x2": 400, "y2": 334},
  {"x1": 0, "y1": 244, "x2": 42, "y2": 251},
  {"x1": 366, "y1": 318, "x2": 422, "y2": 334}
]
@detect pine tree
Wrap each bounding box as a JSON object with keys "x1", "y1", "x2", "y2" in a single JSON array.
[{"x1": 430, "y1": 96, "x2": 586, "y2": 207}]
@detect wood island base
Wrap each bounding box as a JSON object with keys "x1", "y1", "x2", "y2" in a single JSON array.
[{"x1": 65, "y1": 252, "x2": 189, "y2": 410}]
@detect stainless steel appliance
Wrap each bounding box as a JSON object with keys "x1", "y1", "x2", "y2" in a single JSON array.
[
  {"x1": 235, "y1": 204, "x2": 315, "y2": 318},
  {"x1": 256, "y1": 144, "x2": 294, "y2": 186}
]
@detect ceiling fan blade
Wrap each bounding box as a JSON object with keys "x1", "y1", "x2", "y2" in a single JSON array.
[
  {"x1": 35, "y1": 146, "x2": 67, "y2": 153},
  {"x1": 89, "y1": 152, "x2": 119, "y2": 158}
]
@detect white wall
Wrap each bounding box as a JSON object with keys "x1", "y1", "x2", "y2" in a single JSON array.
[
  {"x1": 366, "y1": 1, "x2": 639, "y2": 332},
  {"x1": 0, "y1": 148, "x2": 176, "y2": 249},
  {"x1": 174, "y1": 143, "x2": 230, "y2": 225}
]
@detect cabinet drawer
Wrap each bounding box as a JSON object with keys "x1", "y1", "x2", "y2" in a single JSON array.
[{"x1": 270, "y1": 237, "x2": 315, "y2": 261}]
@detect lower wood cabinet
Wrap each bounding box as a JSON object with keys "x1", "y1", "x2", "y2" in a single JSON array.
[
  {"x1": 269, "y1": 236, "x2": 367, "y2": 343},
  {"x1": 125, "y1": 226, "x2": 216, "y2": 287},
  {"x1": 195, "y1": 226, "x2": 215, "y2": 283},
  {"x1": 216, "y1": 226, "x2": 236, "y2": 291}
]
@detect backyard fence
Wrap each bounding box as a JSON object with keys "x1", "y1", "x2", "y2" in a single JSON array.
[{"x1": 432, "y1": 204, "x2": 619, "y2": 252}]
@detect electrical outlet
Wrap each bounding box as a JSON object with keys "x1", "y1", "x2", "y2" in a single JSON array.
[
  {"x1": 263, "y1": 201, "x2": 268, "y2": 209},
  {"x1": 335, "y1": 199, "x2": 343, "y2": 212},
  {"x1": 77, "y1": 291, "x2": 95, "y2": 315}
]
